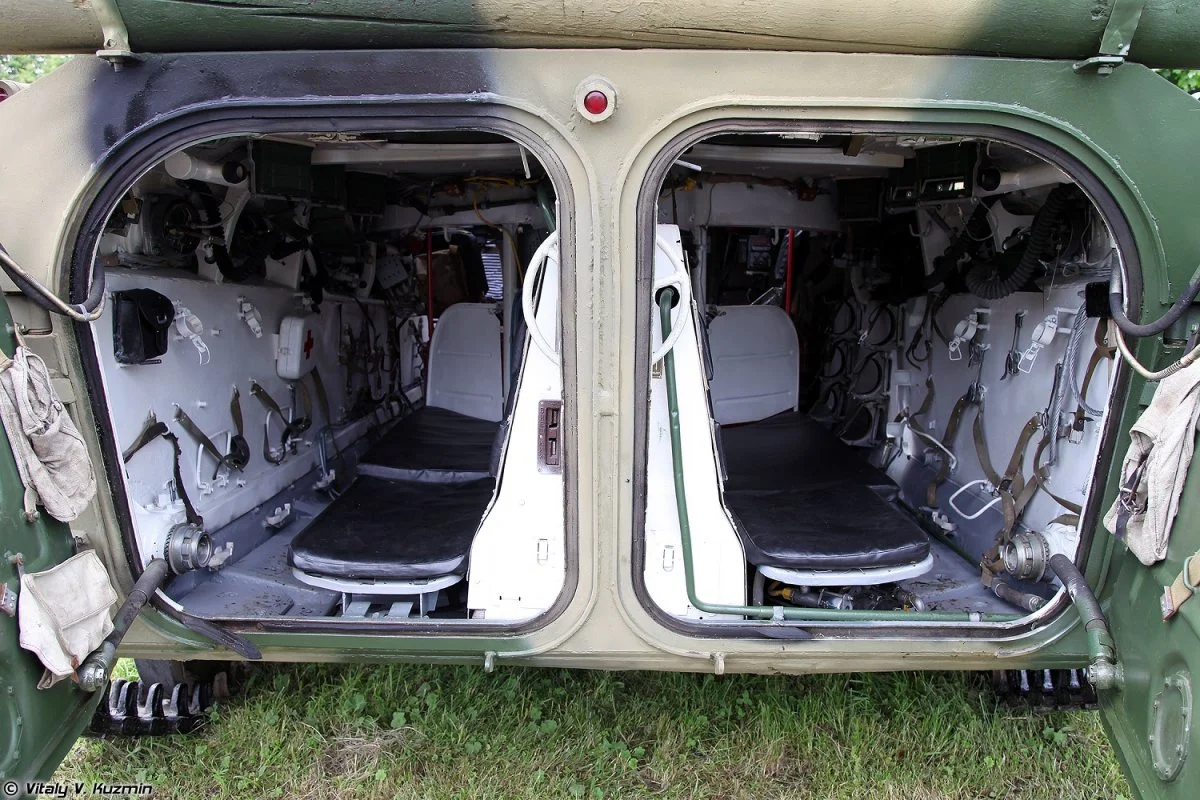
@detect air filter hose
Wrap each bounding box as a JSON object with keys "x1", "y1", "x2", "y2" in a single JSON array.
[{"x1": 964, "y1": 185, "x2": 1071, "y2": 300}]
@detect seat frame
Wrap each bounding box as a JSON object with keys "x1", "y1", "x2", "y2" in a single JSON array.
[{"x1": 291, "y1": 569, "x2": 462, "y2": 618}]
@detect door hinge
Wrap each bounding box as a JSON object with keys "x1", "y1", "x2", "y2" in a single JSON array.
[
  {"x1": 91, "y1": 0, "x2": 143, "y2": 70},
  {"x1": 536, "y1": 400, "x2": 563, "y2": 473},
  {"x1": 1074, "y1": 0, "x2": 1146, "y2": 75}
]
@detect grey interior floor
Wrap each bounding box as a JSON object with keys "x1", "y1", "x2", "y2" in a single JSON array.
[
  {"x1": 898, "y1": 538, "x2": 1024, "y2": 614},
  {"x1": 173, "y1": 526, "x2": 340, "y2": 617},
  {"x1": 167, "y1": 463, "x2": 352, "y2": 618}
]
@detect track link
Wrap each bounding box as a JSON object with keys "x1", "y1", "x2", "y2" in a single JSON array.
[
  {"x1": 84, "y1": 678, "x2": 218, "y2": 736},
  {"x1": 988, "y1": 668, "x2": 1098, "y2": 711}
]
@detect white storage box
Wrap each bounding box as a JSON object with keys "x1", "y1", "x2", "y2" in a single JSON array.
[{"x1": 276, "y1": 313, "x2": 319, "y2": 379}]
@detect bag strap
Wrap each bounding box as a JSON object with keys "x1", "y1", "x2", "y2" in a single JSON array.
[{"x1": 1162, "y1": 550, "x2": 1200, "y2": 621}]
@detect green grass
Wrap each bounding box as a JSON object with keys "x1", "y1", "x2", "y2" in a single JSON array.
[{"x1": 58, "y1": 664, "x2": 1129, "y2": 799}]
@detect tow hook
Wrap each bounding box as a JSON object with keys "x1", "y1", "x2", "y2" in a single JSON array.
[{"x1": 1048, "y1": 554, "x2": 1124, "y2": 692}]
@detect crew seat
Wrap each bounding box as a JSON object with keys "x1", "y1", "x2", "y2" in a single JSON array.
[
  {"x1": 706, "y1": 304, "x2": 932, "y2": 591},
  {"x1": 288, "y1": 303, "x2": 504, "y2": 615}
]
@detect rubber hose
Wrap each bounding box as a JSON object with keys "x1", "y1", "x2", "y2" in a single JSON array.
[
  {"x1": 964, "y1": 185, "x2": 1070, "y2": 300},
  {"x1": 1109, "y1": 260, "x2": 1200, "y2": 338},
  {"x1": 80, "y1": 258, "x2": 106, "y2": 313},
  {"x1": 1048, "y1": 554, "x2": 1105, "y2": 633}
]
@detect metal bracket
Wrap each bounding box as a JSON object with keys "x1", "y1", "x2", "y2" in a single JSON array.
[
  {"x1": 91, "y1": 0, "x2": 142, "y2": 69},
  {"x1": 1074, "y1": 0, "x2": 1147, "y2": 75},
  {"x1": 0, "y1": 583, "x2": 16, "y2": 618}
]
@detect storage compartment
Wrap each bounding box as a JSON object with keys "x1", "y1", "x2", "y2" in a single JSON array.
[
  {"x1": 90, "y1": 131, "x2": 566, "y2": 624},
  {"x1": 645, "y1": 132, "x2": 1119, "y2": 621}
]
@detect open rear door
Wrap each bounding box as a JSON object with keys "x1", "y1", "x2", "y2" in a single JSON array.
[
  {"x1": 0, "y1": 294, "x2": 99, "y2": 783},
  {"x1": 1098, "y1": 395, "x2": 1200, "y2": 796}
]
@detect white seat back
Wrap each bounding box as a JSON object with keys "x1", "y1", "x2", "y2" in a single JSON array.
[
  {"x1": 707, "y1": 305, "x2": 800, "y2": 425},
  {"x1": 426, "y1": 303, "x2": 504, "y2": 422}
]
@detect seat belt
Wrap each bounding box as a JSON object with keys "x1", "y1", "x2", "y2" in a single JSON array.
[
  {"x1": 926, "y1": 391, "x2": 973, "y2": 507},
  {"x1": 249, "y1": 380, "x2": 311, "y2": 464},
  {"x1": 978, "y1": 413, "x2": 1042, "y2": 584}
]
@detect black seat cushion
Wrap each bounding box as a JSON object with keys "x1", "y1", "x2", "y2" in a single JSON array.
[
  {"x1": 288, "y1": 476, "x2": 494, "y2": 581},
  {"x1": 362, "y1": 406, "x2": 500, "y2": 479},
  {"x1": 724, "y1": 483, "x2": 930, "y2": 570},
  {"x1": 720, "y1": 411, "x2": 894, "y2": 493}
]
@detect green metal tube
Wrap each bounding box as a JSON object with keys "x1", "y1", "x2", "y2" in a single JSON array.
[{"x1": 657, "y1": 291, "x2": 1019, "y2": 623}]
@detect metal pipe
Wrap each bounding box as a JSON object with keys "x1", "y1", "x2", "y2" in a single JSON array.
[
  {"x1": 1048, "y1": 554, "x2": 1123, "y2": 691},
  {"x1": 658, "y1": 290, "x2": 1019, "y2": 623},
  {"x1": 991, "y1": 580, "x2": 1046, "y2": 612},
  {"x1": 975, "y1": 163, "x2": 1068, "y2": 197},
  {"x1": 78, "y1": 559, "x2": 171, "y2": 692}
]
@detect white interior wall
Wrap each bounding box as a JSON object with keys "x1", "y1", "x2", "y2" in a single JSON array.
[
  {"x1": 95, "y1": 270, "x2": 390, "y2": 562},
  {"x1": 887, "y1": 285, "x2": 1113, "y2": 534},
  {"x1": 659, "y1": 183, "x2": 840, "y2": 232}
]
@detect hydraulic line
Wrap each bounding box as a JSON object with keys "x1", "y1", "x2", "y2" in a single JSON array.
[
  {"x1": 964, "y1": 186, "x2": 1069, "y2": 300},
  {"x1": 657, "y1": 289, "x2": 1020, "y2": 623},
  {"x1": 0, "y1": 244, "x2": 106, "y2": 322},
  {"x1": 1109, "y1": 260, "x2": 1200, "y2": 339},
  {"x1": 1113, "y1": 324, "x2": 1200, "y2": 381},
  {"x1": 1048, "y1": 554, "x2": 1122, "y2": 691}
]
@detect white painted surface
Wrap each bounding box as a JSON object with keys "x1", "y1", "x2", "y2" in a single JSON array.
[
  {"x1": 659, "y1": 183, "x2": 840, "y2": 231},
  {"x1": 467, "y1": 233, "x2": 565, "y2": 621},
  {"x1": 426, "y1": 302, "x2": 504, "y2": 422},
  {"x1": 707, "y1": 304, "x2": 800, "y2": 425},
  {"x1": 94, "y1": 270, "x2": 389, "y2": 562},
  {"x1": 643, "y1": 225, "x2": 747, "y2": 619}
]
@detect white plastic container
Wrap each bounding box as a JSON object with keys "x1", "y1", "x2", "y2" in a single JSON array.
[{"x1": 276, "y1": 313, "x2": 319, "y2": 379}]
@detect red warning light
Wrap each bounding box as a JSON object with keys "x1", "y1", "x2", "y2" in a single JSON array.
[{"x1": 583, "y1": 90, "x2": 609, "y2": 116}]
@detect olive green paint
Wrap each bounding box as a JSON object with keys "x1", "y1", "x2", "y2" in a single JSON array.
[
  {"x1": 0, "y1": 297, "x2": 102, "y2": 783},
  {"x1": 0, "y1": 8, "x2": 1198, "y2": 791}
]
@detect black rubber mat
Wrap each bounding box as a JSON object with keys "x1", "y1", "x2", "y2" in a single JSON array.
[
  {"x1": 725, "y1": 483, "x2": 930, "y2": 570},
  {"x1": 719, "y1": 412, "x2": 928, "y2": 571},
  {"x1": 288, "y1": 476, "x2": 494, "y2": 580},
  {"x1": 363, "y1": 407, "x2": 499, "y2": 478},
  {"x1": 720, "y1": 411, "x2": 893, "y2": 493}
]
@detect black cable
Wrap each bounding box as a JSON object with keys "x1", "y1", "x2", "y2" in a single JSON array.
[{"x1": 1109, "y1": 261, "x2": 1200, "y2": 338}]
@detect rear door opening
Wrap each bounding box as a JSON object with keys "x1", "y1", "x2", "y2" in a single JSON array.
[
  {"x1": 87, "y1": 131, "x2": 568, "y2": 625},
  {"x1": 640, "y1": 130, "x2": 1124, "y2": 627}
]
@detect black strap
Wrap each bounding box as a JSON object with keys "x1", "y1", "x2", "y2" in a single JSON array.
[
  {"x1": 249, "y1": 380, "x2": 311, "y2": 464},
  {"x1": 122, "y1": 416, "x2": 202, "y2": 527},
  {"x1": 310, "y1": 367, "x2": 331, "y2": 426},
  {"x1": 174, "y1": 405, "x2": 243, "y2": 479},
  {"x1": 1113, "y1": 456, "x2": 1149, "y2": 541},
  {"x1": 230, "y1": 387, "x2": 245, "y2": 439},
  {"x1": 122, "y1": 417, "x2": 169, "y2": 464}
]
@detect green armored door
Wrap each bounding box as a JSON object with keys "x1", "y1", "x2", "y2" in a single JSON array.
[
  {"x1": 1099, "y1": 391, "x2": 1200, "y2": 797},
  {"x1": 0, "y1": 293, "x2": 99, "y2": 784}
]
